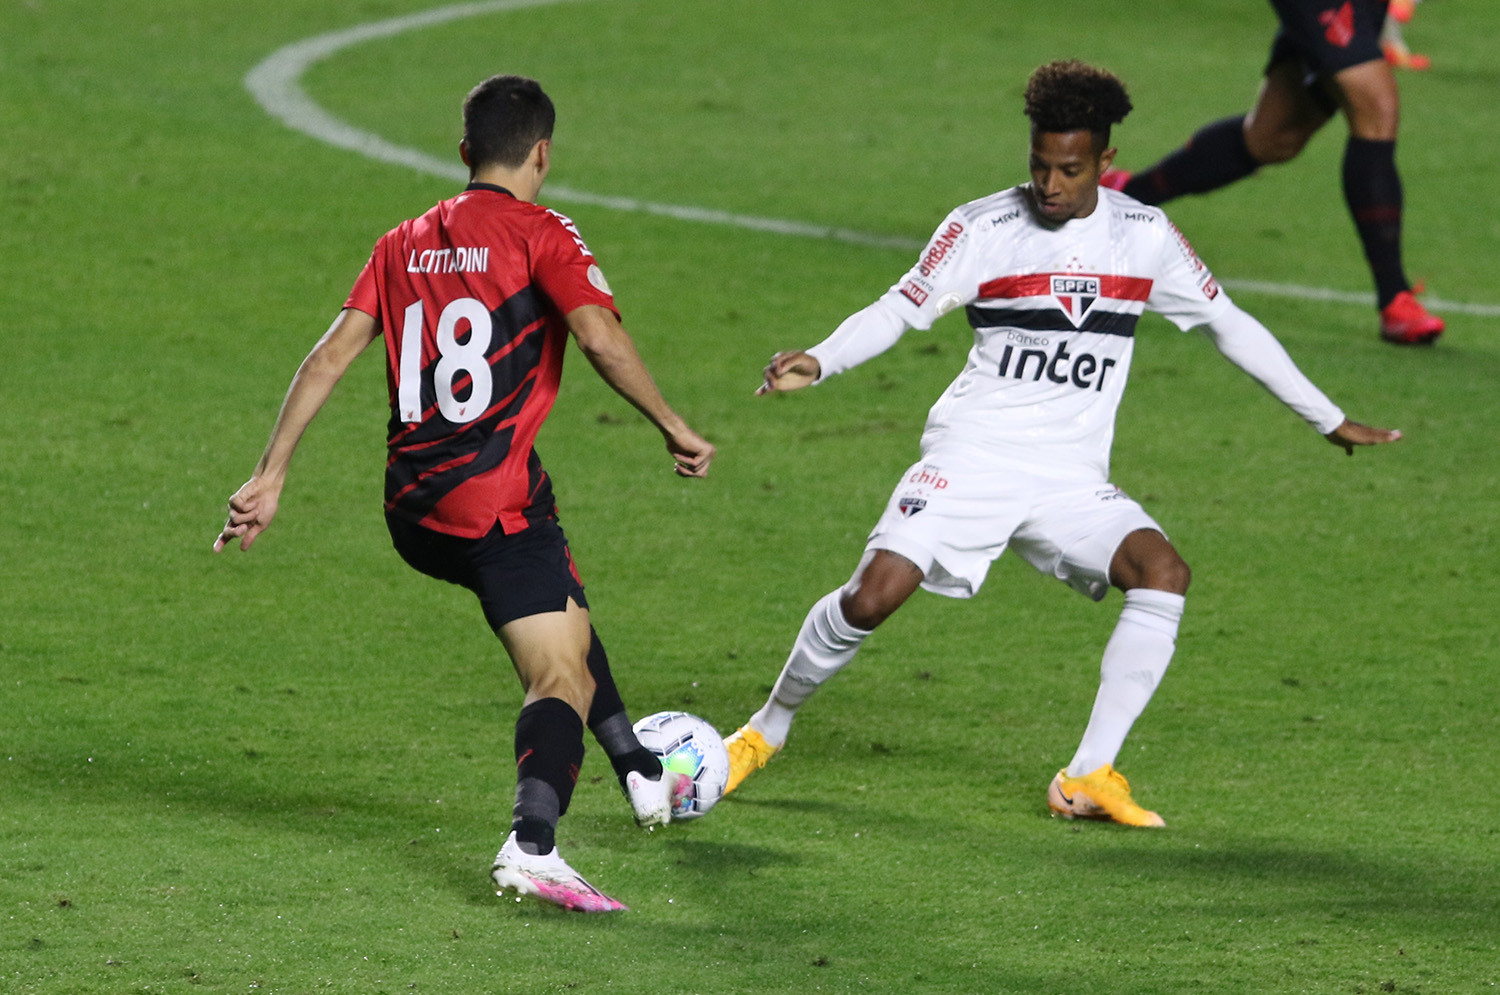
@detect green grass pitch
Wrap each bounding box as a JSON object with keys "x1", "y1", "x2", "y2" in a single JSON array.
[{"x1": 3, "y1": 0, "x2": 1499, "y2": 992}]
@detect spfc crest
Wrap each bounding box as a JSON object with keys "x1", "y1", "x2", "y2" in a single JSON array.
[
  {"x1": 1051, "y1": 275, "x2": 1100, "y2": 327},
  {"x1": 898, "y1": 497, "x2": 927, "y2": 518}
]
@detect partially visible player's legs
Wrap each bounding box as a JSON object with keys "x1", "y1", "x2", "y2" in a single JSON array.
[
  {"x1": 1240, "y1": 60, "x2": 1335, "y2": 165},
  {"x1": 761, "y1": 549, "x2": 925, "y2": 741},
  {"x1": 1119, "y1": 61, "x2": 1328, "y2": 206},
  {"x1": 489, "y1": 599, "x2": 626, "y2": 911},
  {"x1": 583, "y1": 628, "x2": 661, "y2": 782},
  {"x1": 1117, "y1": 115, "x2": 1262, "y2": 204},
  {"x1": 725, "y1": 550, "x2": 924, "y2": 793},
  {"x1": 1329, "y1": 58, "x2": 1443, "y2": 343},
  {"x1": 1049, "y1": 529, "x2": 1187, "y2": 828},
  {"x1": 497, "y1": 598, "x2": 595, "y2": 853},
  {"x1": 581, "y1": 627, "x2": 690, "y2": 827},
  {"x1": 384, "y1": 516, "x2": 627, "y2": 909}
]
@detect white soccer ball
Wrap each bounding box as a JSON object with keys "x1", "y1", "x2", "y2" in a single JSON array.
[{"x1": 631, "y1": 711, "x2": 730, "y2": 821}]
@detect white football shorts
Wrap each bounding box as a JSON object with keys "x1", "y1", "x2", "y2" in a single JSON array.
[{"x1": 864, "y1": 458, "x2": 1164, "y2": 601}]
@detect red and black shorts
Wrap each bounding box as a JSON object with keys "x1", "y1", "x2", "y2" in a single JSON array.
[
  {"x1": 1266, "y1": 0, "x2": 1388, "y2": 90},
  {"x1": 387, "y1": 513, "x2": 588, "y2": 633}
]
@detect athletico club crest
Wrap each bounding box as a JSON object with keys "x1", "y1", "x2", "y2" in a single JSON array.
[{"x1": 1051, "y1": 275, "x2": 1100, "y2": 327}]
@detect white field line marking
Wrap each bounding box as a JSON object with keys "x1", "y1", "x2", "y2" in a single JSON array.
[{"x1": 245, "y1": 1, "x2": 1500, "y2": 318}]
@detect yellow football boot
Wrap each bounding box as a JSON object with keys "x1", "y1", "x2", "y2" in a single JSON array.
[
  {"x1": 722, "y1": 726, "x2": 778, "y2": 795},
  {"x1": 1047, "y1": 764, "x2": 1166, "y2": 828}
]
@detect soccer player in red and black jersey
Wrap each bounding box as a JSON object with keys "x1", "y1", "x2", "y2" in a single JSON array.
[
  {"x1": 214, "y1": 75, "x2": 715, "y2": 912},
  {"x1": 1104, "y1": 0, "x2": 1444, "y2": 345}
]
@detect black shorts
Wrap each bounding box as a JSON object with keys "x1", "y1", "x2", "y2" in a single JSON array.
[
  {"x1": 1266, "y1": 0, "x2": 1388, "y2": 82},
  {"x1": 387, "y1": 514, "x2": 588, "y2": 633}
]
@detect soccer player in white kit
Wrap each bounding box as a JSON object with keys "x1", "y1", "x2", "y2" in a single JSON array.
[{"x1": 723, "y1": 60, "x2": 1400, "y2": 827}]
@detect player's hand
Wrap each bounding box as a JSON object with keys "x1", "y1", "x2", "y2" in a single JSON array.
[
  {"x1": 1324, "y1": 419, "x2": 1402, "y2": 455},
  {"x1": 212, "y1": 475, "x2": 283, "y2": 552},
  {"x1": 666, "y1": 426, "x2": 716, "y2": 478},
  {"x1": 756, "y1": 351, "x2": 821, "y2": 395}
]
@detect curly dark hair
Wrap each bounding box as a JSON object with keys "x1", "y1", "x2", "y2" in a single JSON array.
[{"x1": 1023, "y1": 60, "x2": 1132, "y2": 140}]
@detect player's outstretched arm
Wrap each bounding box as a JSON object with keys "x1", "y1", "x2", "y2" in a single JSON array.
[
  {"x1": 565, "y1": 304, "x2": 715, "y2": 478},
  {"x1": 213, "y1": 308, "x2": 380, "y2": 552},
  {"x1": 760, "y1": 301, "x2": 911, "y2": 395},
  {"x1": 1201, "y1": 307, "x2": 1356, "y2": 433},
  {"x1": 1202, "y1": 309, "x2": 1402, "y2": 457},
  {"x1": 1325, "y1": 419, "x2": 1402, "y2": 455}
]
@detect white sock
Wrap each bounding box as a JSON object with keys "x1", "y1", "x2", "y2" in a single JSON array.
[
  {"x1": 750, "y1": 589, "x2": 871, "y2": 747},
  {"x1": 1067, "y1": 588, "x2": 1185, "y2": 777}
]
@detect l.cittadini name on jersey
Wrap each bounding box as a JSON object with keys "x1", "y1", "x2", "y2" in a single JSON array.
[{"x1": 406, "y1": 247, "x2": 490, "y2": 274}]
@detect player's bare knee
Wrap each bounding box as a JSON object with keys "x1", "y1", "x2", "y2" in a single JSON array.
[
  {"x1": 840, "y1": 573, "x2": 914, "y2": 629},
  {"x1": 1245, "y1": 128, "x2": 1309, "y2": 165},
  {"x1": 1111, "y1": 530, "x2": 1190, "y2": 594},
  {"x1": 840, "y1": 587, "x2": 894, "y2": 631},
  {"x1": 1150, "y1": 555, "x2": 1191, "y2": 596},
  {"x1": 1243, "y1": 82, "x2": 1325, "y2": 165},
  {"x1": 1336, "y1": 62, "x2": 1400, "y2": 140},
  {"x1": 531, "y1": 676, "x2": 593, "y2": 718},
  {"x1": 521, "y1": 656, "x2": 594, "y2": 713},
  {"x1": 1346, "y1": 100, "x2": 1399, "y2": 141},
  {"x1": 839, "y1": 550, "x2": 922, "y2": 629}
]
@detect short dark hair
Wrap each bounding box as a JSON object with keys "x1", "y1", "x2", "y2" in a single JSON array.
[
  {"x1": 1023, "y1": 60, "x2": 1132, "y2": 146},
  {"x1": 462, "y1": 75, "x2": 555, "y2": 170}
]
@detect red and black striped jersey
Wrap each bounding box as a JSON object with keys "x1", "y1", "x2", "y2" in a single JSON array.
[{"x1": 346, "y1": 183, "x2": 617, "y2": 538}]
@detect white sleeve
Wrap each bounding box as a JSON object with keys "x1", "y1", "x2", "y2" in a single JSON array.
[
  {"x1": 1201, "y1": 304, "x2": 1345, "y2": 434},
  {"x1": 1146, "y1": 210, "x2": 1233, "y2": 331},
  {"x1": 805, "y1": 299, "x2": 912, "y2": 382},
  {"x1": 879, "y1": 208, "x2": 977, "y2": 331}
]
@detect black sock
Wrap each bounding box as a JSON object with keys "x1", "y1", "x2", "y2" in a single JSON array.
[
  {"x1": 584, "y1": 628, "x2": 626, "y2": 726},
  {"x1": 1124, "y1": 115, "x2": 1259, "y2": 205},
  {"x1": 595, "y1": 714, "x2": 664, "y2": 785},
  {"x1": 1342, "y1": 136, "x2": 1409, "y2": 308},
  {"x1": 584, "y1": 629, "x2": 663, "y2": 784},
  {"x1": 511, "y1": 698, "x2": 585, "y2": 855}
]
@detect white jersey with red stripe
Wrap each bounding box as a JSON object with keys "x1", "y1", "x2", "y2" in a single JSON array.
[{"x1": 881, "y1": 186, "x2": 1232, "y2": 480}]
